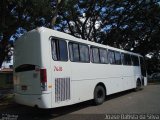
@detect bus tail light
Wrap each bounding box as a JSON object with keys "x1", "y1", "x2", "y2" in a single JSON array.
[{"x1": 40, "y1": 69, "x2": 47, "y2": 91}]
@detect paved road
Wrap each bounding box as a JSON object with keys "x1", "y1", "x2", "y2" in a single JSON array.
[{"x1": 0, "y1": 84, "x2": 160, "y2": 120}]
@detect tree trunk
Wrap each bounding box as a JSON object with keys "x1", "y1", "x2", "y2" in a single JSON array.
[
  {"x1": 0, "y1": 41, "x2": 7, "y2": 68},
  {"x1": 0, "y1": 33, "x2": 11, "y2": 68},
  {"x1": 50, "y1": 0, "x2": 65, "y2": 28},
  {"x1": 0, "y1": 52, "x2": 6, "y2": 68}
]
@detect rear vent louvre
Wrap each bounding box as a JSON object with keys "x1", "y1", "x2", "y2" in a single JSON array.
[{"x1": 55, "y1": 78, "x2": 70, "y2": 102}]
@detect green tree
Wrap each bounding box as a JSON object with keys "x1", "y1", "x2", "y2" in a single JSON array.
[
  {"x1": 0, "y1": 0, "x2": 65, "y2": 67},
  {"x1": 54, "y1": 0, "x2": 107, "y2": 42},
  {"x1": 0, "y1": 0, "x2": 159, "y2": 73},
  {"x1": 55, "y1": 0, "x2": 160, "y2": 54},
  {"x1": 55, "y1": 0, "x2": 160, "y2": 73}
]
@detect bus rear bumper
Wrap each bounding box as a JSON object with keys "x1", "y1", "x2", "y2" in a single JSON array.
[{"x1": 14, "y1": 93, "x2": 52, "y2": 109}]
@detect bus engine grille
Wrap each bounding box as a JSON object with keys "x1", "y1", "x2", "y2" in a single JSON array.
[{"x1": 55, "y1": 78, "x2": 70, "y2": 102}]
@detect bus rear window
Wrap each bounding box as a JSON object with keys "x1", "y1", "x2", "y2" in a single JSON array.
[{"x1": 15, "y1": 64, "x2": 35, "y2": 72}]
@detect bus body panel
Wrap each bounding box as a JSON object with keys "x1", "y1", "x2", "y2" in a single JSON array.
[
  {"x1": 40, "y1": 30, "x2": 53, "y2": 93},
  {"x1": 144, "y1": 77, "x2": 147, "y2": 86},
  {"x1": 14, "y1": 93, "x2": 52, "y2": 108},
  {"x1": 14, "y1": 30, "x2": 42, "y2": 95},
  {"x1": 51, "y1": 61, "x2": 72, "y2": 108},
  {"x1": 14, "y1": 28, "x2": 53, "y2": 108},
  {"x1": 14, "y1": 71, "x2": 41, "y2": 94},
  {"x1": 14, "y1": 30, "x2": 42, "y2": 67}
]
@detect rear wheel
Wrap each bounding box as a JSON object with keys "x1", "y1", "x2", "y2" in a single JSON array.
[
  {"x1": 93, "y1": 85, "x2": 105, "y2": 105},
  {"x1": 135, "y1": 79, "x2": 141, "y2": 91}
]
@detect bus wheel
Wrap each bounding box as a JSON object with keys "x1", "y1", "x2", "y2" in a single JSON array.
[
  {"x1": 135, "y1": 79, "x2": 141, "y2": 91},
  {"x1": 93, "y1": 85, "x2": 105, "y2": 105}
]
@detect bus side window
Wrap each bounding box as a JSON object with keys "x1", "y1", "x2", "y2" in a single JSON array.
[
  {"x1": 121, "y1": 53, "x2": 125, "y2": 65},
  {"x1": 99, "y1": 48, "x2": 108, "y2": 64},
  {"x1": 131, "y1": 55, "x2": 139, "y2": 66},
  {"x1": 115, "y1": 52, "x2": 122, "y2": 65},
  {"x1": 108, "y1": 50, "x2": 116, "y2": 64},
  {"x1": 79, "y1": 44, "x2": 90, "y2": 62},
  {"x1": 69, "y1": 43, "x2": 79, "y2": 62},
  {"x1": 122, "y1": 53, "x2": 132, "y2": 65},
  {"x1": 51, "y1": 39, "x2": 68, "y2": 61},
  {"x1": 91, "y1": 47, "x2": 100, "y2": 63},
  {"x1": 69, "y1": 42, "x2": 89, "y2": 62},
  {"x1": 125, "y1": 54, "x2": 132, "y2": 65}
]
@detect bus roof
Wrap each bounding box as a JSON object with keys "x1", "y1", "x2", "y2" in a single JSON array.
[{"x1": 30, "y1": 27, "x2": 142, "y2": 57}]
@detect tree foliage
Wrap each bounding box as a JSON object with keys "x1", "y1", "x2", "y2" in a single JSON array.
[
  {"x1": 55, "y1": 0, "x2": 160, "y2": 73},
  {"x1": 56, "y1": 0, "x2": 160, "y2": 53},
  {"x1": 0, "y1": 0, "x2": 64, "y2": 67},
  {"x1": 0, "y1": 0, "x2": 160, "y2": 73}
]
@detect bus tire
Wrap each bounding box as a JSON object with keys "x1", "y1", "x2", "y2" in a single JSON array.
[
  {"x1": 93, "y1": 85, "x2": 105, "y2": 105},
  {"x1": 135, "y1": 79, "x2": 141, "y2": 91}
]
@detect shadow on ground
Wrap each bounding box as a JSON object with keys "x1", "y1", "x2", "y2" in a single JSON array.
[
  {"x1": 0, "y1": 89, "x2": 137, "y2": 120},
  {"x1": 0, "y1": 101, "x2": 93, "y2": 120}
]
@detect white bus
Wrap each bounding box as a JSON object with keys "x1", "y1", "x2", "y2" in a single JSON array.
[{"x1": 13, "y1": 27, "x2": 147, "y2": 109}]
